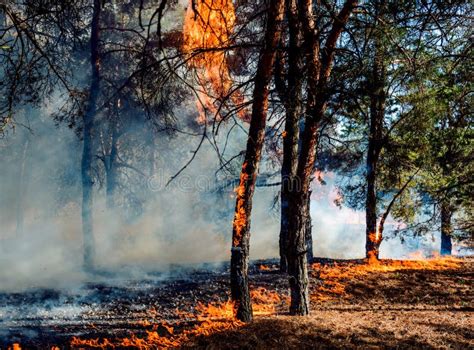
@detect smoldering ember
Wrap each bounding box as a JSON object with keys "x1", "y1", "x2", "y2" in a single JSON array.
[{"x1": 0, "y1": 1, "x2": 472, "y2": 349}]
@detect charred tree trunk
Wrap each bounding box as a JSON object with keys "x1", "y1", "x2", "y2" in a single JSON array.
[
  {"x1": 365, "y1": 6, "x2": 386, "y2": 262},
  {"x1": 440, "y1": 202, "x2": 453, "y2": 255},
  {"x1": 287, "y1": 114, "x2": 319, "y2": 316},
  {"x1": 279, "y1": 0, "x2": 302, "y2": 273},
  {"x1": 287, "y1": 176, "x2": 312, "y2": 315},
  {"x1": 285, "y1": 0, "x2": 317, "y2": 314},
  {"x1": 231, "y1": 0, "x2": 285, "y2": 322},
  {"x1": 285, "y1": 0, "x2": 357, "y2": 315},
  {"x1": 82, "y1": 0, "x2": 101, "y2": 271}
]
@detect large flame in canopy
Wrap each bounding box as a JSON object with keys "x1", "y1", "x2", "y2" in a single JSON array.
[{"x1": 183, "y1": 0, "x2": 242, "y2": 123}]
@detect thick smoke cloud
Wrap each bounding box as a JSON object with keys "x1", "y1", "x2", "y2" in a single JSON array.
[
  {"x1": 0, "y1": 107, "x2": 440, "y2": 292},
  {"x1": 0, "y1": 2, "x2": 445, "y2": 293}
]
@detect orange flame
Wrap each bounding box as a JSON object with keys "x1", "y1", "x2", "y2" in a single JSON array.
[
  {"x1": 311, "y1": 256, "x2": 463, "y2": 302},
  {"x1": 70, "y1": 300, "x2": 242, "y2": 349},
  {"x1": 367, "y1": 230, "x2": 383, "y2": 264},
  {"x1": 195, "y1": 300, "x2": 235, "y2": 321},
  {"x1": 182, "y1": 0, "x2": 245, "y2": 123},
  {"x1": 251, "y1": 287, "x2": 287, "y2": 316},
  {"x1": 8, "y1": 345, "x2": 59, "y2": 350},
  {"x1": 69, "y1": 286, "x2": 287, "y2": 349},
  {"x1": 233, "y1": 162, "x2": 248, "y2": 246}
]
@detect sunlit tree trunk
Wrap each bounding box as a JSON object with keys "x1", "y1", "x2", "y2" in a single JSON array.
[
  {"x1": 284, "y1": 0, "x2": 319, "y2": 314},
  {"x1": 230, "y1": 0, "x2": 285, "y2": 322},
  {"x1": 365, "y1": 139, "x2": 381, "y2": 261},
  {"x1": 286, "y1": 0, "x2": 358, "y2": 315},
  {"x1": 279, "y1": 0, "x2": 302, "y2": 273},
  {"x1": 440, "y1": 201, "x2": 453, "y2": 255},
  {"x1": 82, "y1": 0, "x2": 101, "y2": 271},
  {"x1": 365, "y1": 2, "x2": 386, "y2": 262}
]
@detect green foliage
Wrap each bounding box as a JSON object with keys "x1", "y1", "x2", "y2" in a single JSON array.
[{"x1": 332, "y1": 0, "x2": 473, "y2": 243}]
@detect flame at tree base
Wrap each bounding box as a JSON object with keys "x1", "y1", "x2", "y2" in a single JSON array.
[
  {"x1": 12, "y1": 255, "x2": 462, "y2": 349},
  {"x1": 71, "y1": 301, "x2": 242, "y2": 349},
  {"x1": 70, "y1": 288, "x2": 285, "y2": 349}
]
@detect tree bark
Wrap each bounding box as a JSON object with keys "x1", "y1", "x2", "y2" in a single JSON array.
[
  {"x1": 82, "y1": 0, "x2": 101, "y2": 271},
  {"x1": 440, "y1": 201, "x2": 453, "y2": 255},
  {"x1": 365, "y1": 138, "x2": 381, "y2": 262},
  {"x1": 231, "y1": 0, "x2": 285, "y2": 322},
  {"x1": 286, "y1": 116, "x2": 317, "y2": 316},
  {"x1": 279, "y1": 0, "x2": 302, "y2": 273},
  {"x1": 304, "y1": 191, "x2": 313, "y2": 262},
  {"x1": 285, "y1": 0, "x2": 357, "y2": 316},
  {"x1": 365, "y1": 3, "x2": 386, "y2": 262}
]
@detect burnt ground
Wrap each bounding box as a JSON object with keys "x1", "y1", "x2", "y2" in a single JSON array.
[{"x1": 0, "y1": 257, "x2": 472, "y2": 349}]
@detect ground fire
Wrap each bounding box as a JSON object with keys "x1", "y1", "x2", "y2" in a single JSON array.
[
  {"x1": 4, "y1": 256, "x2": 472, "y2": 348},
  {"x1": 1, "y1": 0, "x2": 472, "y2": 349}
]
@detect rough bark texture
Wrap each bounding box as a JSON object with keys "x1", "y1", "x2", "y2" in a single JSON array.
[
  {"x1": 440, "y1": 202, "x2": 453, "y2": 255},
  {"x1": 365, "y1": 4, "x2": 386, "y2": 262},
  {"x1": 279, "y1": 0, "x2": 302, "y2": 273},
  {"x1": 304, "y1": 192, "x2": 313, "y2": 262},
  {"x1": 287, "y1": 186, "x2": 310, "y2": 315},
  {"x1": 287, "y1": 116, "x2": 318, "y2": 316},
  {"x1": 284, "y1": 0, "x2": 318, "y2": 316},
  {"x1": 285, "y1": 0, "x2": 358, "y2": 315},
  {"x1": 230, "y1": 0, "x2": 285, "y2": 322},
  {"x1": 82, "y1": 0, "x2": 101, "y2": 271}
]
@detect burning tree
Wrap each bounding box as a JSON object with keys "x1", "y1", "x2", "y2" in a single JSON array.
[
  {"x1": 181, "y1": 0, "x2": 359, "y2": 318},
  {"x1": 1, "y1": 1, "x2": 473, "y2": 347},
  {"x1": 284, "y1": 0, "x2": 358, "y2": 315},
  {"x1": 182, "y1": 0, "x2": 242, "y2": 123},
  {"x1": 229, "y1": 0, "x2": 285, "y2": 322}
]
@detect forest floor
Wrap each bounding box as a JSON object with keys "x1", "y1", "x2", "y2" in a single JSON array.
[{"x1": 1, "y1": 256, "x2": 472, "y2": 349}]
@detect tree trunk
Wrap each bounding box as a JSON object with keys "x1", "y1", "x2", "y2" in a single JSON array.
[
  {"x1": 440, "y1": 202, "x2": 453, "y2": 255},
  {"x1": 231, "y1": 0, "x2": 285, "y2": 322},
  {"x1": 304, "y1": 191, "x2": 313, "y2": 262},
  {"x1": 365, "y1": 145, "x2": 380, "y2": 261},
  {"x1": 285, "y1": 0, "x2": 357, "y2": 315},
  {"x1": 365, "y1": 5, "x2": 386, "y2": 262},
  {"x1": 82, "y1": 0, "x2": 101, "y2": 271},
  {"x1": 286, "y1": 117, "x2": 317, "y2": 316},
  {"x1": 279, "y1": 0, "x2": 302, "y2": 273}
]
